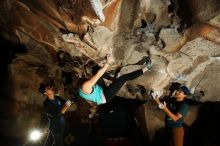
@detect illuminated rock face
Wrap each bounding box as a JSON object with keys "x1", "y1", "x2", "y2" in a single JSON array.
[
  {"x1": 0, "y1": 0, "x2": 220, "y2": 142},
  {"x1": 89, "y1": 0, "x2": 105, "y2": 22}
]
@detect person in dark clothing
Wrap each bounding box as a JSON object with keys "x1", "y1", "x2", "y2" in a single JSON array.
[
  {"x1": 39, "y1": 79, "x2": 72, "y2": 146},
  {"x1": 79, "y1": 54, "x2": 152, "y2": 106},
  {"x1": 152, "y1": 85, "x2": 190, "y2": 146}
]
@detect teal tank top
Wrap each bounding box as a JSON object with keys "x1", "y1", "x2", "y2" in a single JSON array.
[{"x1": 79, "y1": 84, "x2": 105, "y2": 105}]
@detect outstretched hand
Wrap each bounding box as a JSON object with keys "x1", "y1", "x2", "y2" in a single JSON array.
[
  {"x1": 158, "y1": 101, "x2": 167, "y2": 109},
  {"x1": 65, "y1": 100, "x2": 72, "y2": 107},
  {"x1": 61, "y1": 100, "x2": 72, "y2": 114},
  {"x1": 151, "y1": 90, "x2": 163, "y2": 101},
  {"x1": 151, "y1": 90, "x2": 167, "y2": 110}
]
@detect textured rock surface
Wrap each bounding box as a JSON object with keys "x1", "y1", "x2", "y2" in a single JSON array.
[{"x1": 0, "y1": 0, "x2": 220, "y2": 143}]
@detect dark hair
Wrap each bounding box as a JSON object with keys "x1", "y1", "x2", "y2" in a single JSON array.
[
  {"x1": 38, "y1": 78, "x2": 54, "y2": 94},
  {"x1": 78, "y1": 77, "x2": 89, "y2": 87},
  {"x1": 168, "y1": 82, "x2": 181, "y2": 96},
  {"x1": 179, "y1": 85, "x2": 191, "y2": 96},
  {"x1": 92, "y1": 65, "x2": 101, "y2": 75}
]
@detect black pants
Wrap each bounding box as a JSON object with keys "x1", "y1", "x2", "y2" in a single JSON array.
[
  {"x1": 44, "y1": 125, "x2": 65, "y2": 146},
  {"x1": 103, "y1": 69, "x2": 143, "y2": 102}
]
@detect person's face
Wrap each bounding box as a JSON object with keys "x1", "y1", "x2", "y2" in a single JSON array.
[
  {"x1": 44, "y1": 86, "x2": 55, "y2": 97},
  {"x1": 175, "y1": 90, "x2": 186, "y2": 101}
]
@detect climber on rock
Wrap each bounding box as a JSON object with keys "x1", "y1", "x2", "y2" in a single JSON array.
[{"x1": 78, "y1": 54, "x2": 152, "y2": 106}]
